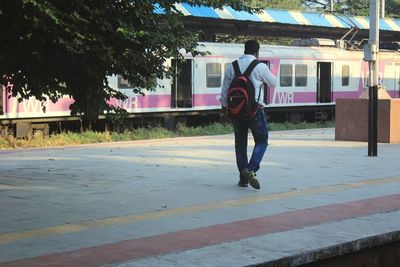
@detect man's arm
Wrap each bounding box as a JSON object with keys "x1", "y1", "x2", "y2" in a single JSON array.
[{"x1": 258, "y1": 63, "x2": 277, "y2": 88}]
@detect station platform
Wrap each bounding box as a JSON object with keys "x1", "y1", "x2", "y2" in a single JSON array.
[{"x1": 0, "y1": 128, "x2": 399, "y2": 267}]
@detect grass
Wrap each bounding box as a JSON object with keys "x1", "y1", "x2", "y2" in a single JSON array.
[
  {"x1": 269, "y1": 121, "x2": 334, "y2": 131},
  {"x1": 0, "y1": 121, "x2": 334, "y2": 149}
]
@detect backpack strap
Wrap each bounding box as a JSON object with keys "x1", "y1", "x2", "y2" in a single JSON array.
[
  {"x1": 243, "y1": 59, "x2": 260, "y2": 77},
  {"x1": 232, "y1": 60, "x2": 241, "y2": 77},
  {"x1": 245, "y1": 60, "x2": 262, "y2": 109}
]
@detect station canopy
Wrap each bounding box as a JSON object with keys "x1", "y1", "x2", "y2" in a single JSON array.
[{"x1": 156, "y1": 3, "x2": 400, "y2": 42}]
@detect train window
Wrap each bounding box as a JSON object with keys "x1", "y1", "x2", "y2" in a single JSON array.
[
  {"x1": 342, "y1": 65, "x2": 350, "y2": 86},
  {"x1": 280, "y1": 64, "x2": 292, "y2": 87},
  {"x1": 295, "y1": 64, "x2": 307, "y2": 87},
  {"x1": 206, "y1": 63, "x2": 222, "y2": 87},
  {"x1": 118, "y1": 75, "x2": 134, "y2": 89}
]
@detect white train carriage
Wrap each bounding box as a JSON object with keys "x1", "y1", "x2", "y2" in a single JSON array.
[
  {"x1": 108, "y1": 41, "x2": 400, "y2": 114},
  {"x1": 187, "y1": 42, "x2": 400, "y2": 108},
  {"x1": 1, "y1": 40, "x2": 400, "y2": 136}
]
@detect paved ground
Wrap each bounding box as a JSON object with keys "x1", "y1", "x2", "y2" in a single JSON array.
[{"x1": 0, "y1": 128, "x2": 399, "y2": 267}]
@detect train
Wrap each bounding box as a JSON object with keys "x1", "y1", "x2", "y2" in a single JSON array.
[{"x1": 1, "y1": 39, "x2": 400, "y2": 137}]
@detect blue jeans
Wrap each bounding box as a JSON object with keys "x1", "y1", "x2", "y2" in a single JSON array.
[{"x1": 232, "y1": 109, "x2": 269, "y2": 176}]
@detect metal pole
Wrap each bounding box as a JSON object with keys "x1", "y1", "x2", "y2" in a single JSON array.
[
  {"x1": 381, "y1": 0, "x2": 385, "y2": 18},
  {"x1": 330, "y1": 0, "x2": 334, "y2": 11},
  {"x1": 368, "y1": 0, "x2": 379, "y2": 156}
]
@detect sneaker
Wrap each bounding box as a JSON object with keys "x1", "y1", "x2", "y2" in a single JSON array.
[
  {"x1": 241, "y1": 169, "x2": 260, "y2": 189},
  {"x1": 238, "y1": 175, "x2": 248, "y2": 187}
]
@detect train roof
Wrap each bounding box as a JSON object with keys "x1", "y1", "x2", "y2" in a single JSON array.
[{"x1": 194, "y1": 41, "x2": 400, "y2": 60}]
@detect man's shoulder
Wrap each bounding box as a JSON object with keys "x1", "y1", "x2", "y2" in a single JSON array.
[
  {"x1": 238, "y1": 54, "x2": 256, "y2": 62},
  {"x1": 252, "y1": 61, "x2": 269, "y2": 72},
  {"x1": 255, "y1": 61, "x2": 268, "y2": 68}
]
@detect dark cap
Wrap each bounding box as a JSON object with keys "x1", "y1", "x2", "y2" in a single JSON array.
[{"x1": 244, "y1": 40, "x2": 260, "y2": 55}]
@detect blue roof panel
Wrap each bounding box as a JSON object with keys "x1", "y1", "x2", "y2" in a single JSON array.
[
  {"x1": 334, "y1": 15, "x2": 355, "y2": 28},
  {"x1": 153, "y1": 4, "x2": 164, "y2": 14},
  {"x1": 347, "y1": 17, "x2": 366, "y2": 29},
  {"x1": 181, "y1": 3, "x2": 219, "y2": 18},
  {"x1": 267, "y1": 10, "x2": 298, "y2": 25},
  {"x1": 156, "y1": 4, "x2": 400, "y2": 32},
  {"x1": 224, "y1": 6, "x2": 261, "y2": 21},
  {"x1": 380, "y1": 18, "x2": 393, "y2": 31},
  {"x1": 395, "y1": 19, "x2": 400, "y2": 29},
  {"x1": 301, "y1": 12, "x2": 332, "y2": 27},
  {"x1": 336, "y1": 16, "x2": 365, "y2": 29}
]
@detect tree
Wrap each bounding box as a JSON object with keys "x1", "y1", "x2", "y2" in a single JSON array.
[
  {"x1": 244, "y1": 0, "x2": 303, "y2": 10},
  {"x1": 385, "y1": 0, "x2": 400, "y2": 18},
  {"x1": 0, "y1": 1, "x2": 252, "y2": 120},
  {"x1": 302, "y1": 0, "x2": 399, "y2": 18}
]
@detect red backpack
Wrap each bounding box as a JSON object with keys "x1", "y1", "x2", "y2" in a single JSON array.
[{"x1": 227, "y1": 59, "x2": 261, "y2": 120}]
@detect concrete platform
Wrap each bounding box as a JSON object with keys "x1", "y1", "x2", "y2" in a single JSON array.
[{"x1": 0, "y1": 129, "x2": 399, "y2": 267}]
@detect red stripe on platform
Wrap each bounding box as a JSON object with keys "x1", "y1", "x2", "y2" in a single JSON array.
[{"x1": 1, "y1": 194, "x2": 400, "y2": 267}]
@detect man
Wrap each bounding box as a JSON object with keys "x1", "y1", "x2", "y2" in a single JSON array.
[{"x1": 220, "y1": 40, "x2": 277, "y2": 189}]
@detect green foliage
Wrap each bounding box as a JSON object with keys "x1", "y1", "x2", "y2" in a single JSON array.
[
  {"x1": 0, "y1": 121, "x2": 335, "y2": 149},
  {"x1": 0, "y1": 137, "x2": 10, "y2": 148},
  {"x1": 269, "y1": 121, "x2": 335, "y2": 131},
  {"x1": 244, "y1": 0, "x2": 303, "y2": 10},
  {"x1": 216, "y1": 35, "x2": 294, "y2": 46},
  {"x1": 339, "y1": 0, "x2": 369, "y2": 16},
  {"x1": 0, "y1": 0, "x2": 254, "y2": 121},
  {"x1": 130, "y1": 127, "x2": 176, "y2": 140},
  {"x1": 105, "y1": 107, "x2": 129, "y2": 131},
  {"x1": 176, "y1": 122, "x2": 233, "y2": 136},
  {"x1": 385, "y1": 0, "x2": 400, "y2": 18},
  {"x1": 302, "y1": 0, "x2": 399, "y2": 18}
]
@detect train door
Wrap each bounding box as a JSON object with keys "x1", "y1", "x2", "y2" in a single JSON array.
[
  {"x1": 171, "y1": 59, "x2": 193, "y2": 108},
  {"x1": 317, "y1": 62, "x2": 332, "y2": 103},
  {"x1": 260, "y1": 60, "x2": 271, "y2": 104},
  {"x1": 396, "y1": 64, "x2": 400, "y2": 98}
]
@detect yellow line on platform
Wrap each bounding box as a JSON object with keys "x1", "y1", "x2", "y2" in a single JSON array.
[{"x1": 1, "y1": 176, "x2": 400, "y2": 244}]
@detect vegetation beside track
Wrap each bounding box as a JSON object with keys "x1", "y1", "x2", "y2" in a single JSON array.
[{"x1": 0, "y1": 121, "x2": 334, "y2": 149}]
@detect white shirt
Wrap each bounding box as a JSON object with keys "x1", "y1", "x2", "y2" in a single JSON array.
[{"x1": 220, "y1": 54, "x2": 277, "y2": 107}]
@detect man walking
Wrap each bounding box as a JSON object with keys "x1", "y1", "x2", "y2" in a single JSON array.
[{"x1": 220, "y1": 40, "x2": 277, "y2": 189}]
